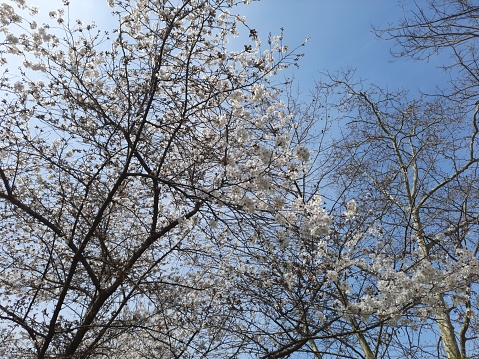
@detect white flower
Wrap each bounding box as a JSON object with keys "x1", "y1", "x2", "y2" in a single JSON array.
[
  {"x1": 326, "y1": 270, "x2": 339, "y2": 282},
  {"x1": 6, "y1": 33, "x2": 18, "y2": 44},
  {"x1": 295, "y1": 146, "x2": 310, "y2": 162},
  {"x1": 257, "y1": 146, "x2": 272, "y2": 164},
  {"x1": 310, "y1": 225, "x2": 328, "y2": 237},
  {"x1": 236, "y1": 127, "x2": 248, "y2": 143},
  {"x1": 242, "y1": 196, "x2": 255, "y2": 212},
  {"x1": 275, "y1": 134, "x2": 290, "y2": 148},
  {"x1": 13, "y1": 82, "x2": 24, "y2": 92},
  {"x1": 51, "y1": 138, "x2": 62, "y2": 149},
  {"x1": 29, "y1": 6, "x2": 38, "y2": 16},
  {"x1": 344, "y1": 199, "x2": 357, "y2": 219},
  {"x1": 251, "y1": 84, "x2": 265, "y2": 103},
  {"x1": 272, "y1": 197, "x2": 285, "y2": 210},
  {"x1": 30, "y1": 62, "x2": 46, "y2": 71}
]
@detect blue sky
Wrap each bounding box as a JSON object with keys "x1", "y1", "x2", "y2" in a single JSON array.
[
  {"x1": 35, "y1": 0, "x2": 451, "y2": 93},
  {"x1": 26, "y1": 0, "x2": 451, "y2": 94},
  {"x1": 241, "y1": 0, "x2": 450, "y2": 94}
]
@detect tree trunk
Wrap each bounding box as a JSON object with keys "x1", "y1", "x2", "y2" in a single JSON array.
[{"x1": 414, "y1": 212, "x2": 462, "y2": 359}]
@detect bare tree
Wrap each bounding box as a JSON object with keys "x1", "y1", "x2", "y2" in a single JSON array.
[
  {"x1": 207, "y1": 1, "x2": 479, "y2": 357},
  {"x1": 208, "y1": 70, "x2": 479, "y2": 359},
  {"x1": 376, "y1": 0, "x2": 479, "y2": 102},
  {"x1": 317, "y1": 70, "x2": 479, "y2": 359}
]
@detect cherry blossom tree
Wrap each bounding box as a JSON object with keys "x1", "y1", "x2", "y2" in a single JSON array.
[
  {"x1": 4, "y1": 0, "x2": 479, "y2": 358},
  {"x1": 0, "y1": 0, "x2": 310, "y2": 357}
]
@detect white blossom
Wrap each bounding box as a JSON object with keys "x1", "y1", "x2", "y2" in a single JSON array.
[
  {"x1": 295, "y1": 145, "x2": 310, "y2": 162},
  {"x1": 344, "y1": 199, "x2": 357, "y2": 219}
]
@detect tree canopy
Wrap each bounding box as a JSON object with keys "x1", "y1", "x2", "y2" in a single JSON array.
[{"x1": 1, "y1": 0, "x2": 479, "y2": 358}]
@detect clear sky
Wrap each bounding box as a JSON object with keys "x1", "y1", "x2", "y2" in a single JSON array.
[
  {"x1": 241, "y1": 0, "x2": 450, "y2": 94},
  {"x1": 23, "y1": 0, "x2": 450, "y2": 94}
]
